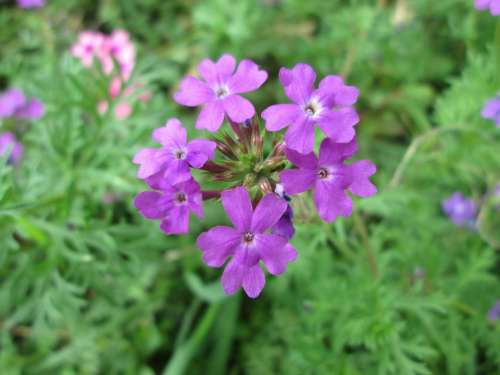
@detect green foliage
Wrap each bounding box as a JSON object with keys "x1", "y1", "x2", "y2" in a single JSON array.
[{"x1": 0, "y1": 0, "x2": 499, "y2": 374}]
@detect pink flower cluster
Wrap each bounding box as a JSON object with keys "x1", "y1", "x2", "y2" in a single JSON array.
[{"x1": 71, "y1": 30, "x2": 148, "y2": 119}]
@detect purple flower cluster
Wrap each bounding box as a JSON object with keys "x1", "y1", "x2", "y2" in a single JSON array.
[
  {"x1": 0, "y1": 132, "x2": 23, "y2": 165},
  {"x1": 475, "y1": 0, "x2": 500, "y2": 15},
  {"x1": 133, "y1": 54, "x2": 377, "y2": 298},
  {"x1": 441, "y1": 192, "x2": 477, "y2": 228},
  {"x1": 0, "y1": 88, "x2": 44, "y2": 120},
  {"x1": 481, "y1": 93, "x2": 500, "y2": 127}
]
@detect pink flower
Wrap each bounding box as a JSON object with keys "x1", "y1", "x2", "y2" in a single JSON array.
[
  {"x1": 71, "y1": 32, "x2": 104, "y2": 68},
  {"x1": 0, "y1": 132, "x2": 23, "y2": 165},
  {"x1": 174, "y1": 54, "x2": 268, "y2": 131}
]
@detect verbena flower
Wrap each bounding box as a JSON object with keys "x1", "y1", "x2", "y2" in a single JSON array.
[
  {"x1": 0, "y1": 88, "x2": 44, "y2": 120},
  {"x1": 487, "y1": 300, "x2": 500, "y2": 321},
  {"x1": 280, "y1": 139, "x2": 377, "y2": 222},
  {"x1": 133, "y1": 118, "x2": 216, "y2": 184},
  {"x1": 0, "y1": 132, "x2": 23, "y2": 165},
  {"x1": 262, "y1": 63, "x2": 359, "y2": 154},
  {"x1": 196, "y1": 187, "x2": 297, "y2": 298},
  {"x1": 17, "y1": 0, "x2": 44, "y2": 9},
  {"x1": 441, "y1": 192, "x2": 477, "y2": 227},
  {"x1": 174, "y1": 54, "x2": 268, "y2": 131},
  {"x1": 134, "y1": 178, "x2": 203, "y2": 235},
  {"x1": 475, "y1": 0, "x2": 500, "y2": 15},
  {"x1": 481, "y1": 93, "x2": 500, "y2": 127}
]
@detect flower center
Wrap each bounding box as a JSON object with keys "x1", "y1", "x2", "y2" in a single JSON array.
[
  {"x1": 174, "y1": 148, "x2": 187, "y2": 160},
  {"x1": 304, "y1": 99, "x2": 321, "y2": 117},
  {"x1": 317, "y1": 167, "x2": 330, "y2": 179},
  {"x1": 215, "y1": 86, "x2": 229, "y2": 99},
  {"x1": 243, "y1": 232, "x2": 255, "y2": 244},
  {"x1": 175, "y1": 192, "x2": 187, "y2": 204}
]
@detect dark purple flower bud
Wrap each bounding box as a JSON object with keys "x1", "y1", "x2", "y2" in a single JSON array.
[
  {"x1": 441, "y1": 192, "x2": 477, "y2": 228},
  {"x1": 0, "y1": 132, "x2": 23, "y2": 165},
  {"x1": 487, "y1": 300, "x2": 500, "y2": 321},
  {"x1": 196, "y1": 186, "x2": 297, "y2": 298},
  {"x1": 174, "y1": 54, "x2": 268, "y2": 132}
]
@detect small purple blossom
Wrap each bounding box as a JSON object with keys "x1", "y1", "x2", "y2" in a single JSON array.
[
  {"x1": 262, "y1": 63, "x2": 359, "y2": 154},
  {"x1": 196, "y1": 187, "x2": 297, "y2": 298},
  {"x1": 481, "y1": 93, "x2": 500, "y2": 127},
  {"x1": 0, "y1": 132, "x2": 23, "y2": 165},
  {"x1": 280, "y1": 138, "x2": 377, "y2": 223},
  {"x1": 0, "y1": 88, "x2": 44, "y2": 120},
  {"x1": 17, "y1": 0, "x2": 45, "y2": 8},
  {"x1": 487, "y1": 300, "x2": 500, "y2": 321},
  {"x1": 174, "y1": 54, "x2": 268, "y2": 132},
  {"x1": 133, "y1": 118, "x2": 216, "y2": 184},
  {"x1": 475, "y1": 0, "x2": 500, "y2": 15},
  {"x1": 441, "y1": 192, "x2": 477, "y2": 227},
  {"x1": 134, "y1": 178, "x2": 203, "y2": 235}
]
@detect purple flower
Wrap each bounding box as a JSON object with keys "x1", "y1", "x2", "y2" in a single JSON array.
[
  {"x1": 280, "y1": 138, "x2": 377, "y2": 222},
  {"x1": 271, "y1": 184, "x2": 295, "y2": 240},
  {"x1": 0, "y1": 132, "x2": 23, "y2": 165},
  {"x1": 17, "y1": 0, "x2": 45, "y2": 8},
  {"x1": 475, "y1": 0, "x2": 500, "y2": 15},
  {"x1": 196, "y1": 187, "x2": 298, "y2": 298},
  {"x1": 0, "y1": 88, "x2": 44, "y2": 120},
  {"x1": 174, "y1": 54, "x2": 268, "y2": 132},
  {"x1": 134, "y1": 178, "x2": 203, "y2": 235},
  {"x1": 441, "y1": 192, "x2": 477, "y2": 227},
  {"x1": 262, "y1": 63, "x2": 359, "y2": 154},
  {"x1": 133, "y1": 118, "x2": 216, "y2": 184},
  {"x1": 487, "y1": 300, "x2": 500, "y2": 321},
  {"x1": 481, "y1": 94, "x2": 500, "y2": 127}
]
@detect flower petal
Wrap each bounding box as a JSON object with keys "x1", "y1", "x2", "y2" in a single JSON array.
[
  {"x1": 279, "y1": 168, "x2": 316, "y2": 195},
  {"x1": 284, "y1": 147, "x2": 318, "y2": 169},
  {"x1": 221, "y1": 253, "x2": 245, "y2": 295},
  {"x1": 134, "y1": 191, "x2": 169, "y2": 219},
  {"x1": 317, "y1": 108, "x2": 358, "y2": 143},
  {"x1": 262, "y1": 104, "x2": 301, "y2": 132},
  {"x1": 196, "y1": 100, "x2": 225, "y2": 132},
  {"x1": 160, "y1": 206, "x2": 189, "y2": 234},
  {"x1": 153, "y1": 118, "x2": 187, "y2": 149},
  {"x1": 314, "y1": 180, "x2": 352, "y2": 222},
  {"x1": 222, "y1": 95, "x2": 255, "y2": 123},
  {"x1": 227, "y1": 59, "x2": 268, "y2": 94},
  {"x1": 174, "y1": 76, "x2": 214, "y2": 107},
  {"x1": 164, "y1": 159, "x2": 191, "y2": 185},
  {"x1": 15, "y1": 99, "x2": 44, "y2": 119},
  {"x1": 197, "y1": 226, "x2": 241, "y2": 267},
  {"x1": 198, "y1": 54, "x2": 236, "y2": 86},
  {"x1": 284, "y1": 116, "x2": 315, "y2": 154},
  {"x1": 255, "y1": 233, "x2": 289, "y2": 276},
  {"x1": 319, "y1": 75, "x2": 359, "y2": 107},
  {"x1": 133, "y1": 148, "x2": 165, "y2": 179},
  {"x1": 280, "y1": 63, "x2": 316, "y2": 105},
  {"x1": 242, "y1": 265, "x2": 266, "y2": 299},
  {"x1": 186, "y1": 139, "x2": 217, "y2": 168},
  {"x1": 221, "y1": 186, "x2": 253, "y2": 231},
  {"x1": 348, "y1": 160, "x2": 377, "y2": 197},
  {"x1": 318, "y1": 138, "x2": 358, "y2": 165},
  {"x1": 251, "y1": 193, "x2": 288, "y2": 233}
]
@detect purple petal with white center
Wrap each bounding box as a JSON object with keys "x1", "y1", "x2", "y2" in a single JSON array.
[
  {"x1": 262, "y1": 104, "x2": 301, "y2": 131},
  {"x1": 221, "y1": 186, "x2": 253, "y2": 231},
  {"x1": 314, "y1": 180, "x2": 353, "y2": 222},
  {"x1": 152, "y1": 118, "x2": 187, "y2": 149},
  {"x1": 196, "y1": 100, "x2": 225, "y2": 131},
  {"x1": 317, "y1": 108, "x2": 358, "y2": 143},
  {"x1": 242, "y1": 265, "x2": 266, "y2": 299},
  {"x1": 222, "y1": 94, "x2": 255, "y2": 123},
  {"x1": 251, "y1": 193, "x2": 288, "y2": 233},
  {"x1": 134, "y1": 191, "x2": 169, "y2": 219},
  {"x1": 255, "y1": 233, "x2": 290, "y2": 276},
  {"x1": 279, "y1": 168, "x2": 316, "y2": 195},
  {"x1": 186, "y1": 139, "x2": 216, "y2": 168},
  {"x1": 284, "y1": 148, "x2": 318, "y2": 169},
  {"x1": 318, "y1": 138, "x2": 358, "y2": 165},
  {"x1": 284, "y1": 116, "x2": 316, "y2": 154},
  {"x1": 227, "y1": 59, "x2": 268, "y2": 94},
  {"x1": 173, "y1": 76, "x2": 214, "y2": 106},
  {"x1": 348, "y1": 160, "x2": 377, "y2": 197},
  {"x1": 160, "y1": 206, "x2": 190, "y2": 234},
  {"x1": 197, "y1": 226, "x2": 241, "y2": 267}
]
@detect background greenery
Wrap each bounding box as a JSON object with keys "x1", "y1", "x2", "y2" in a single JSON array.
[{"x1": 0, "y1": 0, "x2": 499, "y2": 374}]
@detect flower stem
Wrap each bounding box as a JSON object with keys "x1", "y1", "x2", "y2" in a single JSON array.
[{"x1": 353, "y1": 210, "x2": 378, "y2": 279}]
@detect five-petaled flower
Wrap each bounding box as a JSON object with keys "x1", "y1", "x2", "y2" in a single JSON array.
[
  {"x1": 135, "y1": 178, "x2": 204, "y2": 235},
  {"x1": 174, "y1": 54, "x2": 268, "y2": 131},
  {"x1": 197, "y1": 187, "x2": 298, "y2": 298},
  {"x1": 133, "y1": 118, "x2": 216, "y2": 184},
  {"x1": 262, "y1": 63, "x2": 359, "y2": 154},
  {"x1": 280, "y1": 138, "x2": 377, "y2": 222}
]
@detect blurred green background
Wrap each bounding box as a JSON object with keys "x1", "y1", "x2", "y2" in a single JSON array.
[{"x1": 0, "y1": 0, "x2": 499, "y2": 374}]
